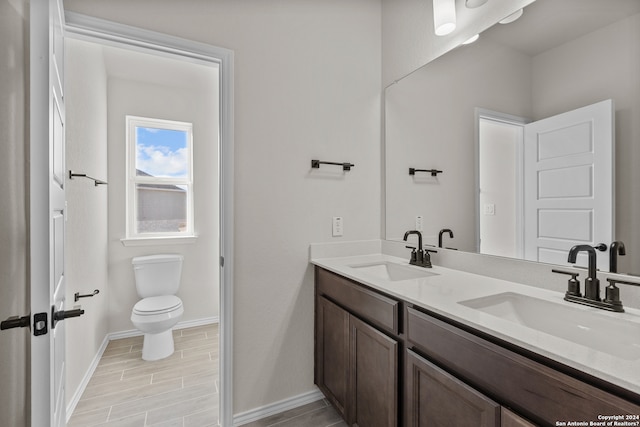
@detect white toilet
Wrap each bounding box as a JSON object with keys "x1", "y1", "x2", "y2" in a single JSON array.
[{"x1": 130, "y1": 254, "x2": 185, "y2": 361}]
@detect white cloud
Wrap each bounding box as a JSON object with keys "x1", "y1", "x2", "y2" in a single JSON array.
[{"x1": 137, "y1": 144, "x2": 188, "y2": 177}]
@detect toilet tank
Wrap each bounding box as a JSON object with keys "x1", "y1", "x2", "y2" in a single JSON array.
[{"x1": 132, "y1": 254, "x2": 184, "y2": 298}]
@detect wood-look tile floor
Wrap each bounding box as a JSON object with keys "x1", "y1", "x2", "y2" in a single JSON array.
[
  {"x1": 68, "y1": 323, "x2": 345, "y2": 427},
  {"x1": 240, "y1": 400, "x2": 346, "y2": 427},
  {"x1": 68, "y1": 324, "x2": 219, "y2": 427}
]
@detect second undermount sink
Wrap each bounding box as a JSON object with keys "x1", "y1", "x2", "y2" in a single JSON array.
[
  {"x1": 459, "y1": 292, "x2": 640, "y2": 360},
  {"x1": 349, "y1": 261, "x2": 438, "y2": 282}
]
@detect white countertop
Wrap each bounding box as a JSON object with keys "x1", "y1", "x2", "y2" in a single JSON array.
[{"x1": 311, "y1": 253, "x2": 640, "y2": 396}]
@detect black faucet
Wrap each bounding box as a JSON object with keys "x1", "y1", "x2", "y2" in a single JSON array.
[
  {"x1": 567, "y1": 245, "x2": 600, "y2": 301},
  {"x1": 557, "y1": 243, "x2": 633, "y2": 312},
  {"x1": 403, "y1": 230, "x2": 433, "y2": 268},
  {"x1": 609, "y1": 241, "x2": 626, "y2": 273},
  {"x1": 438, "y1": 228, "x2": 454, "y2": 248}
]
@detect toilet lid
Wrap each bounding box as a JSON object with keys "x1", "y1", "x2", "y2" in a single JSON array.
[{"x1": 133, "y1": 295, "x2": 182, "y2": 314}]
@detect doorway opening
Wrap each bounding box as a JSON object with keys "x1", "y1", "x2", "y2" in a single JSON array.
[
  {"x1": 475, "y1": 109, "x2": 526, "y2": 259},
  {"x1": 63, "y1": 13, "x2": 233, "y2": 426}
]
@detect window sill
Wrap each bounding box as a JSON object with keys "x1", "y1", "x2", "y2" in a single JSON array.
[{"x1": 120, "y1": 235, "x2": 198, "y2": 247}]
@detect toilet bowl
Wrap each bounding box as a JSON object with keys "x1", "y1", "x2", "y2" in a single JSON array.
[{"x1": 130, "y1": 254, "x2": 184, "y2": 361}]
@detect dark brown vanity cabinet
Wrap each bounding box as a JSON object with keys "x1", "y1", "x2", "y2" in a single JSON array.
[
  {"x1": 406, "y1": 306, "x2": 640, "y2": 426},
  {"x1": 315, "y1": 266, "x2": 640, "y2": 427},
  {"x1": 315, "y1": 268, "x2": 399, "y2": 427}
]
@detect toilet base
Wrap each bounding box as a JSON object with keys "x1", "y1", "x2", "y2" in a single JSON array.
[{"x1": 142, "y1": 329, "x2": 175, "y2": 361}]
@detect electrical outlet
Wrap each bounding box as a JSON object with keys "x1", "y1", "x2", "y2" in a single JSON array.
[
  {"x1": 415, "y1": 215, "x2": 423, "y2": 231},
  {"x1": 332, "y1": 217, "x2": 343, "y2": 237}
]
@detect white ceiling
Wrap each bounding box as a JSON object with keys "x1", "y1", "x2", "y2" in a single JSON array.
[
  {"x1": 100, "y1": 42, "x2": 218, "y2": 91},
  {"x1": 482, "y1": 0, "x2": 640, "y2": 57}
]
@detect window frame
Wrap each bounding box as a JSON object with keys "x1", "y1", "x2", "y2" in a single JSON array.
[{"x1": 125, "y1": 115, "x2": 195, "y2": 240}]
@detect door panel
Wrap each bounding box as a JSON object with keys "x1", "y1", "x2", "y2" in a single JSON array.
[
  {"x1": 30, "y1": 0, "x2": 67, "y2": 425},
  {"x1": 524, "y1": 99, "x2": 614, "y2": 270}
]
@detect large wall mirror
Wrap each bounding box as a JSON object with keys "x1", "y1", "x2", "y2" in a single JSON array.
[{"x1": 385, "y1": 0, "x2": 640, "y2": 274}]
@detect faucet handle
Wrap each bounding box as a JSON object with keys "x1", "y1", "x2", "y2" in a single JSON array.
[
  {"x1": 604, "y1": 278, "x2": 623, "y2": 309},
  {"x1": 603, "y1": 278, "x2": 635, "y2": 312},
  {"x1": 552, "y1": 269, "x2": 581, "y2": 297},
  {"x1": 593, "y1": 243, "x2": 607, "y2": 251},
  {"x1": 405, "y1": 246, "x2": 418, "y2": 264}
]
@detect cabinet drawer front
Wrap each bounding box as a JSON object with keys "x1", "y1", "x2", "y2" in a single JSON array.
[
  {"x1": 406, "y1": 307, "x2": 640, "y2": 425},
  {"x1": 316, "y1": 267, "x2": 399, "y2": 334}
]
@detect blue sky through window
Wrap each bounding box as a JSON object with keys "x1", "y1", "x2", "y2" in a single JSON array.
[{"x1": 136, "y1": 127, "x2": 188, "y2": 178}]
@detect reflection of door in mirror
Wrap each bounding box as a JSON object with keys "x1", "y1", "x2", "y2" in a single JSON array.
[
  {"x1": 478, "y1": 114, "x2": 524, "y2": 259},
  {"x1": 523, "y1": 99, "x2": 614, "y2": 271},
  {"x1": 478, "y1": 100, "x2": 614, "y2": 271}
]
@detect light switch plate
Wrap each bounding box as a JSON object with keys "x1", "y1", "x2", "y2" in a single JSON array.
[{"x1": 332, "y1": 217, "x2": 343, "y2": 237}]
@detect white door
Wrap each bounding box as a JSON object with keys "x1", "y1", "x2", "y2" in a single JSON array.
[
  {"x1": 30, "y1": 0, "x2": 70, "y2": 425},
  {"x1": 523, "y1": 99, "x2": 614, "y2": 270}
]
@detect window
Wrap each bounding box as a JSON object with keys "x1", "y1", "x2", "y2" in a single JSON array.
[{"x1": 126, "y1": 116, "x2": 194, "y2": 239}]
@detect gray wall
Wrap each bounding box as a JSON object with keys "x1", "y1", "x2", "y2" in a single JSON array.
[{"x1": 0, "y1": 0, "x2": 29, "y2": 425}]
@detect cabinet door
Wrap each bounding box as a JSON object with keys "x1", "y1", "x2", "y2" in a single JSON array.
[
  {"x1": 501, "y1": 408, "x2": 538, "y2": 427},
  {"x1": 406, "y1": 349, "x2": 500, "y2": 427},
  {"x1": 350, "y1": 315, "x2": 398, "y2": 427},
  {"x1": 316, "y1": 297, "x2": 350, "y2": 418}
]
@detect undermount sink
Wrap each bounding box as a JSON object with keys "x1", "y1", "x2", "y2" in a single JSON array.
[
  {"x1": 349, "y1": 261, "x2": 438, "y2": 282},
  {"x1": 459, "y1": 292, "x2": 640, "y2": 360}
]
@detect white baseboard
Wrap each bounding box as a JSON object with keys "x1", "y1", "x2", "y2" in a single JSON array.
[
  {"x1": 65, "y1": 334, "x2": 110, "y2": 423},
  {"x1": 66, "y1": 316, "x2": 220, "y2": 422},
  {"x1": 233, "y1": 388, "x2": 325, "y2": 426},
  {"x1": 108, "y1": 316, "x2": 220, "y2": 340}
]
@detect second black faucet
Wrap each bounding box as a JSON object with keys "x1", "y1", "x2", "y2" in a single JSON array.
[{"x1": 403, "y1": 230, "x2": 436, "y2": 268}]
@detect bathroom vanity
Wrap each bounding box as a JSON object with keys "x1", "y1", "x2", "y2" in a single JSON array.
[{"x1": 313, "y1": 255, "x2": 640, "y2": 426}]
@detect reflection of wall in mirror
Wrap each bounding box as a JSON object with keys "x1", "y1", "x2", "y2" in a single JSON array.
[
  {"x1": 385, "y1": 11, "x2": 640, "y2": 274},
  {"x1": 385, "y1": 32, "x2": 532, "y2": 251}
]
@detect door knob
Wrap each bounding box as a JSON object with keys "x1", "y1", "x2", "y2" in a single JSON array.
[
  {"x1": 51, "y1": 307, "x2": 85, "y2": 329},
  {"x1": 0, "y1": 315, "x2": 30, "y2": 330}
]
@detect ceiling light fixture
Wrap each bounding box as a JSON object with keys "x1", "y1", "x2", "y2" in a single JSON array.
[
  {"x1": 462, "y1": 34, "x2": 480, "y2": 45},
  {"x1": 465, "y1": 0, "x2": 488, "y2": 8},
  {"x1": 433, "y1": 0, "x2": 457, "y2": 36},
  {"x1": 499, "y1": 8, "x2": 523, "y2": 24}
]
